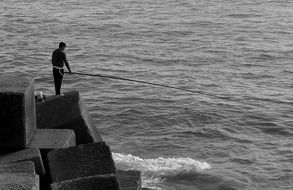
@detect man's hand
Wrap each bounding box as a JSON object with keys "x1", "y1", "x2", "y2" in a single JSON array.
[{"x1": 68, "y1": 70, "x2": 72, "y2": 74}]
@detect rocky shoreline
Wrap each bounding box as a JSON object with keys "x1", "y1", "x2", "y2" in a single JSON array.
[{"x1": 0, "y1": 75, "x2": 148, "y2": 190}]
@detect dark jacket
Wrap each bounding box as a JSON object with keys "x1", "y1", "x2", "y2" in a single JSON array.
[{"x1": 52, "y1": 49, "x2": 67, "y2": 67}]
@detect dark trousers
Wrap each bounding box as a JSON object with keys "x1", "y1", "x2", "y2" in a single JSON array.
[{"x1": 53, "y1": 68, "x2": 64, "y2": 95}]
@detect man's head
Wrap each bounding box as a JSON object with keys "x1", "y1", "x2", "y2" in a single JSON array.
[{"x1": 59, "y1": 42, "x2": 66, "y2": 51}]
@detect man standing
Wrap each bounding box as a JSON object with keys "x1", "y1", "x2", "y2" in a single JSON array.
[{"x1": 52, "y1": 42, "x2": 72, "y2": 95}]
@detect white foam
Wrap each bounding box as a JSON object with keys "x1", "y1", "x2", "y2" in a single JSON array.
[
  {"x1": 113, "y1": 152, "x2": 211, "y2": 189},
  {"x1": 113, "y1": 153, "x2": 210, "y2": 173}
]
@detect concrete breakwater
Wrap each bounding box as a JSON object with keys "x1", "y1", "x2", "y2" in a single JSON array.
[{"x1": 0, "y1": 74, "x2": 146, "y2": 190}]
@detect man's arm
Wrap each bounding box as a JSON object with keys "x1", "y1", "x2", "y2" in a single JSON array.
[{"x1": 64, "y1": 54, "x2": 72, "y2": 73}]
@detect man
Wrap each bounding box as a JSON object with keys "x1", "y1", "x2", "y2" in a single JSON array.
[{"x1": 52, "y1": 42, "x2": 72, "y2": 95}]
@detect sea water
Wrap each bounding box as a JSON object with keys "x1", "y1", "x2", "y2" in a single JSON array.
[{"x1": 1, "y1": 0, "x2": 293, "y2": 189}]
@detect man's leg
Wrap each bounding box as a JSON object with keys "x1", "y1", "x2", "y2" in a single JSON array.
[
  {"x1": 53, "y1": 69, "x2": 63, "y2": 95},
  {"x1": 58, "y1": 69, "x2": 64, "y2": 95},
  {"x1": 53, "y1": 69, "x2": 59, "y2": 95}
]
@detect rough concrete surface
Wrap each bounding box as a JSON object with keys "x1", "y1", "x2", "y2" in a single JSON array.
[
  {"x1": 0, "y1": 161, "x2": 35, "y2": 174},
  {"x1": 0, "y1": 173, "x2": 39, "y2": 190},
  {"x1": 51, "y1": 174, "x2": 120, "y2": 190},
  {"x1": 28, "y1": 129, "x2": 76, "y2": 150},
  {"x1": 117, "y1": 170, "x2": 141, "y2": 190},
  {"x1": 47, "y1": 142, "x2": 116, "y2": 182},
  {"x1": 27, "y1": 129, "x2": 76, "y2": 189},
  {"x1": 0, "y1": 75, "x2": 36, "y2": 148},
  {"x1": 0, "y1": 148, "x2": 45, "y2": 176},
  {"x1": 36, "y1": 90, "x2": 102, "y2": 144}
]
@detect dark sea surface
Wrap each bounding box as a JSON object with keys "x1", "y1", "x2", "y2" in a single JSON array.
[{"x1": 1, "y1": 0, "x2": 293, "y2": 189}]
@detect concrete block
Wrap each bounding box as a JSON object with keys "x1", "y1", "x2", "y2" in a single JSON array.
[
  {"x1": 28, "y1": 129, "x2": 76, "y2": 151},
  {"x1": 47, "y1": 142, "x2": 116, "y2": 182},
  {"x1": 36, "y1": 90, "x2": 102, "y2": 144},
  {"x1": 118, "y1": 170, "x2": 141, "y2": 190},
  {"x1": 0, "y1": 161, "x2": 35, "y2": 174},
  {"x1": 51, "y1": 174, "x2": 120, "y2": 190},
  {"x1": 0, "y1": 148, "x2": 45, "y2": 176},
  {"x1": 0, "y1": 75, "x2": 36, "y2": 148},
  {"x1": 0, "y1": 173, "x2": 39, "y2": 190},
  {"x1": 27, "y1": 129, "x2": 76, "y2": 189}
]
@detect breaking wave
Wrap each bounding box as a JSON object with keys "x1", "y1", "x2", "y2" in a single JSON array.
[{"x1": 112, "y1": 153, "x2": 211, "y2": 189}]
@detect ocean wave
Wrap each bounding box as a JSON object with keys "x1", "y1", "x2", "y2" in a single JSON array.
[
  {"x1": 162, "y1": 172, "x2": 244, "y2": 190},
  {"x1": 283, "y1": 69, "x2": 293, "y2": 74},
  {"x1": 113, "y1": 152, "x2": 210, "y2": 174},
  {"x1": 112, "y1": 152, "x2": 210, "y2": 189},
  {"x1": 226, "y1": 13, "x2": 262, "y2": 19}
]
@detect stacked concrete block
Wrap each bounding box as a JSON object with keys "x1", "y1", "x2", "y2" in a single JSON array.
[
  {"x1": 0, "y1": 161, "x2": 35, "y2": 174},
  {"x1": 0, "y1": 75, "x2": 41, "y2": 189},
  {"x1": 0, "y1": 75, "x2": 36, "y2": 148},
  {"x1": 36, "y1": 90, "x2": 102, "y2": 144},
  {"x1": 0, "y1": 148, "x2": 45, "y2": 176},
  {"x1": 0, "y1": 173, "x2": 39, "y2": 190},
  {"x1": 0, "y1": 161, "x2": 39, "y2": 189},
  {"x1": 27, "y1": 129, "x2": 76, "y2": 190},
  {"x1": 47, "y1": 142, "x2": 117, "y2": 182},
  {"x1": 47, "y1": 142, "x2": 121, "y2": 189},
  {"x1": 28, "y1": 129, "x2": 76, "y2": 154},
  {"x1": 0, "y1": 75, "x2": 144, "y2": 189},
  {"x1": 50, "y1": 174, "x2": 120, "y2": 190}
]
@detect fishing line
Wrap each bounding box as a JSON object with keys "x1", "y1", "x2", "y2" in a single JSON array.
[{"x1": 65, "y1": 71, "x2": 237, "y2": 102}]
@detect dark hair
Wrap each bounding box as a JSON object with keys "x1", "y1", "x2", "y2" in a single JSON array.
[{"x1": 59, "y1": 42, "x2": 66, "y2": 48}]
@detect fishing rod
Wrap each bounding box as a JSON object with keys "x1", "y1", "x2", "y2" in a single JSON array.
[
  {"x1": 65, "y1": 71, "x2": 235, "y2": 102},
  {"x1": 66, "y1": 71, "x2": 201, "y2": 93}
]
